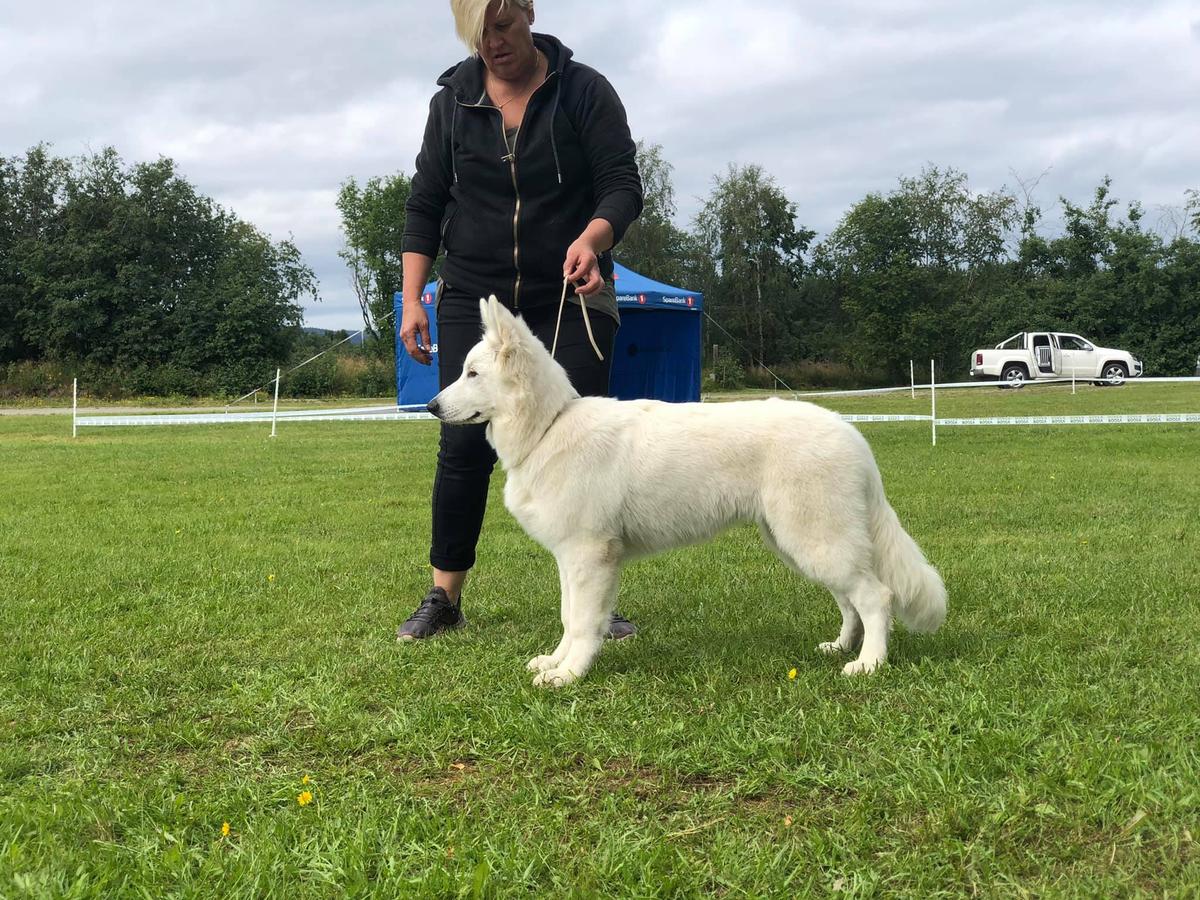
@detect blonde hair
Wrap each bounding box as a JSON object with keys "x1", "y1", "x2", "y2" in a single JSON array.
[{"x1": 450, "y1": 0, "x2": 533, "y2": 56}]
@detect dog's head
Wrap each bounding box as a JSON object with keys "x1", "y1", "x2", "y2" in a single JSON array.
[{"x1": 427, "y1": 295, "x2": 547, "y2": 425}]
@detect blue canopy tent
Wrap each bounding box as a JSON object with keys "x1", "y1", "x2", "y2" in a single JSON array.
[
  {"x1": 394, "y1": 263, "x2": 702, "y2": 406},
  {"x1": 609, "y1": 262, "x2": 702, "y2": 402}
]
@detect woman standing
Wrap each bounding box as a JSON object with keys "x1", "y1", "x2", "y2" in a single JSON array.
[{"x1": 397, "y1": 0, "x2": 643, "y2": 640}]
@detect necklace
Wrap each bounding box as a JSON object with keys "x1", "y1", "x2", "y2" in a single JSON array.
[{"x1": 491, "y1": 50, "x2": 544, "y2": 110}]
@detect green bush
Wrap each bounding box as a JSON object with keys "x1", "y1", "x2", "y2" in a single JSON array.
[
  {"x1": 709, "y1": 355, "x2": 746, "y2": 389},
  {"x1": 1, "y1": 360, "x2": 257, "y2": 400},
  {"x1": 338, "y1": 356, "x2": 394, "y2": 397},
  {"x1": 743, "y1": 361, "x2": 893, "y2": 391},
  {"x1": 0, "y1": 361, "x2": 71, "y2": 399},
  {"x1": 283, "y1": 353, "x2": 337, "y2": 398},
  {"x1": 276, "y1": 352, "x2": 394, "y2": 399},
  {"x1": 127, "y1": 365, "x2": 208, "y2": 397}
]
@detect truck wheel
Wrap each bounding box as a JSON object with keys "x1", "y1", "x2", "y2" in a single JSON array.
[
  {"x1": 1102, "y1": 362, "x2": 1128, "y2": 386},
  {"x1": 1001, "y1": 365, "x2": 1028, "y2": 388}
]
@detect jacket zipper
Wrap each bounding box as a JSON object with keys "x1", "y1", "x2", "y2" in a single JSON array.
[
  {"x1": 456, "y1": 70, "x2": 555, "y2": 311},
  {"x1": 508, "y1": 146, "x2": 522, "y2": 307}
]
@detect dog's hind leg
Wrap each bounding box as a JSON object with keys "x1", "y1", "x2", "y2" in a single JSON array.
[
  {"x1": 527, "y1": 559, "x2": 574, "y2": 673},
  {"x1": 532, "y1": 540, "x2": 622, "y2": 688},
  {"x1": 817, "y1": 592, "x2": 864, "y2": 656},
  {"x1": 839, "y1": 575, "x2": 892, "y2": 675},
  {"x1": 759, "y1": 513, "x2": 889, "y2": 675},
  {"x1": 758, "y1": 522, "x2": 864, "y2": 657}
]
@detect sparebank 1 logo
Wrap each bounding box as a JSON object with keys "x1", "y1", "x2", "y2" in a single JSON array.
[
  {"x1": 686, "y1": 297, "x2": 694, "y2": 307},
  {"x1": 422, "y1": 292, "x2": 433, "y2": 305},
  {"x1": 638, "y1": 294, "x2": 646, "y2": 304}
]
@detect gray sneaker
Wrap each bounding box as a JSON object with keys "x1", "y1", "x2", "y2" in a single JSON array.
[
  {"x1": 397, "y1": 587, "x2": 466, "y2": 641},
  {"x1": 607, "y1": 611, "x2": 637, "y2": 640}
]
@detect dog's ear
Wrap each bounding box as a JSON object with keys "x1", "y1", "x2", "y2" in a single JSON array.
[
  {"x1": 481, "y1": 295, "x2": 515, "y2": 344},
  {"x1": 478, "y1": 296, "x2": 491, "y2": 334},
  {"x1": 479, "y1": 295, "x2": 501, "y2": 343},
  {"x1": 481, "y1": 295, "x2": 526, "y2": 362}
]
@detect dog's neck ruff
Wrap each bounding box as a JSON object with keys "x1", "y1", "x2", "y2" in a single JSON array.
[
  {"x1": 492, "y1": 394, "x2": 574, "y2": 471},
  {"x1": 479, "y1": 293, "x2": 582, "y2": 472}
]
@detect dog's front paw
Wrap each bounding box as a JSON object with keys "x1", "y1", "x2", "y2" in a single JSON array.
[
  {"x1": 532, "y1": 666, "x2": 578, "y2": 688},
  {"x1": 526, "y1": 654, "x2": 557, "y2": 673},
  {"x1": 817, "y1": 641, "x2": 850, "y2": 655},
  {"x1": 842, "y1": 657, "x2": 884, "y2": 676}
]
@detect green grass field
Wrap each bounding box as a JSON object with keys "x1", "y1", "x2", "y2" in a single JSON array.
[{"x1": 2, "y1": 383, "x2": 1199, "y2": 897}]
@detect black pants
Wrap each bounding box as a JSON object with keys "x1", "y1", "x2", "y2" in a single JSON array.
[{"x1": 430, "y1": 284, "x2": 617, "y2": 571}]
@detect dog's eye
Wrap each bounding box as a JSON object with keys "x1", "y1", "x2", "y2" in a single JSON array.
[{"x1": 467, "y1": 369, "x2": 477, "y2": 378}]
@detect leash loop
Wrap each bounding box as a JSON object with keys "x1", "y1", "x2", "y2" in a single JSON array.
[{"x1": 550, "y1": 277, "x2": 604, "y2": 362}]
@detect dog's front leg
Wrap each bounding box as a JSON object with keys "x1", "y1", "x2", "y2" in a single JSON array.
[
  {"x1": 532, "y1": 542, "x2": 621, "y2": 688},
  {"x1": 527, "y1": 558, "x2": 573, "y2": 673}
]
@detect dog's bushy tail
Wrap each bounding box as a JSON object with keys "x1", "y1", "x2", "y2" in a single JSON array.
[{"x1": 868, "y1": 475, "x2": 947, "y2": 634}]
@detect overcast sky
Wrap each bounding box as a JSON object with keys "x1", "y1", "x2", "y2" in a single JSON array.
[{"x1": 3, "y1": 1, "x2": 1198, "y2": 330}]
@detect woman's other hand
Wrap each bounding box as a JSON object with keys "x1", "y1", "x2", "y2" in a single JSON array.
[{"x1": 400, "y1": 299, "x2": 433, "y2": 365}]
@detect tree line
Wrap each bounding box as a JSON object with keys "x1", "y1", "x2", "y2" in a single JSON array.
[
  {"x1": 341, "y1": 144, "x2": 1200, "y2": 384},
  {"x1": 619, "y1": 148, "x2": 1200, "y2": 382},
  {"x1": 4, "y1": 141, "x2": 1198, "y2": 399},
  {"x1": 1, "y1": 145, "x2": 317, "y2": 395}
]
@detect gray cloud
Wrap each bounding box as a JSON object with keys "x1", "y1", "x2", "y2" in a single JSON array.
[{"x1": 3, "y1": 0, "x2": 1198, "y2": 330}]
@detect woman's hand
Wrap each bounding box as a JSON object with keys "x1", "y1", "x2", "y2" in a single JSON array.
[
  {"x1": 399, "y1": 299, "x2": 432, "y2": 365},
  {"x1": 563, "y1": 236, "x2": 604, "y2": 297}
]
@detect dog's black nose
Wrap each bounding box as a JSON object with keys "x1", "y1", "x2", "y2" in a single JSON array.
[{"x1": 426, "y1": 398, "x2": 441, "y2": 417}]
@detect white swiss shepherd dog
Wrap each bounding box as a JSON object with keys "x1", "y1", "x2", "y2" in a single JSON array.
[{"x1": 428, "y1": 297, "x2": 948, "y2": 687}]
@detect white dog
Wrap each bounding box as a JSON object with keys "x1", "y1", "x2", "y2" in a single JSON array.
[{"x1": 428, "y1": 297, "x2": 947, "y2": 687}]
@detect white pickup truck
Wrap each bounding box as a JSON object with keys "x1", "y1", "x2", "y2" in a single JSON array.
[{"x1": 970, "y1": 332, "x2": 1144, "y2": 387}]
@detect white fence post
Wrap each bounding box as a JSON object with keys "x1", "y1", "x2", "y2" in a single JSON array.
[
  {"x1": 270, "y1": 368, "x2": 281, "y2": 438},
  {"x1": 910, "y1": 360, "x2": 915, "y2": 400},
  {"x1": 72, "y1": 378, "x2": 78, "y2": 438},
  {"x1": 930, "y1": 359, "x2": 937, "y2": 447}
]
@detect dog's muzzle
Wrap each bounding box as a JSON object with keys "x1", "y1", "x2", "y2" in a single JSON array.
[{"x1": 427, "y1": 398, "x2": 482, "y2": 424}]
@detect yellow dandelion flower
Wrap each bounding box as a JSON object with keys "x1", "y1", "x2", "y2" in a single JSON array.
[
  {"x1": 301, "y1": 774, "x2": 310, "y2": 785},
  {"x1": 221, "y1": 821, "x2": 230, "y2": 837},
  {"x1": 788, "y1": 668, "x2": 797, "y2": 680},
  {"x1": 298, "y1": 790, "x2": 313, "y2": 806},
  {"x1": 784, "y1": 815, "x2": 794, "y2": 827},
  {"x1": 268, "y1": 573, "x2": 276, "y2": 582}
]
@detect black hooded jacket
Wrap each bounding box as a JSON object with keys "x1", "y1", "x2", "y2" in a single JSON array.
[{"x1": 401, "y1": 33, "x2": 642, "y2": 309}]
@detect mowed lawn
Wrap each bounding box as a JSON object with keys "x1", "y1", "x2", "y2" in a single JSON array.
[{"x1": 2, "y1": 383, "x2": 1199, "y2": 897}]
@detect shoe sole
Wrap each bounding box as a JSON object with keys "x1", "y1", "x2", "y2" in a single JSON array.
[{"x1": 397, "y1": 617, "x2": 467, "y2": 642}]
